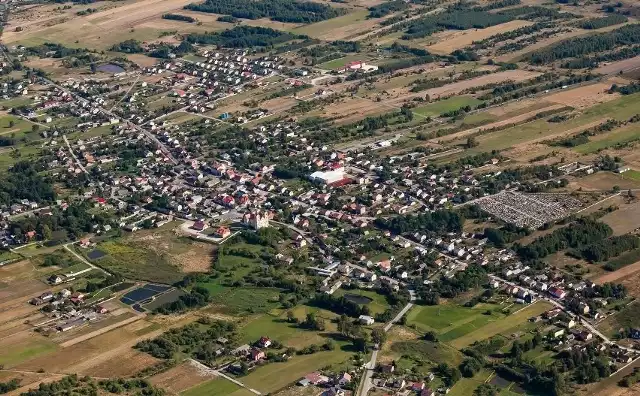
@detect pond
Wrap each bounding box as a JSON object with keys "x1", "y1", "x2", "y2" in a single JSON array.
[
  {"x1": 343, "y1": 293, "x2": 373, "y2": 305},
  {"x1": 96, "y1": 63, "x2": 125, "y2": 74},
  {"x1": 87, "y1": 249, "x2": 107, "y2": 260}
]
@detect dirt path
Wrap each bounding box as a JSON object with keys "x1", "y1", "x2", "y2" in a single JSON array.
[{"x1": 595, "y1": 260, "x2": 640, "y2": 284}]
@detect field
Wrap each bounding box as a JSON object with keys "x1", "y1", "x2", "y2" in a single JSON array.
[
  {"x1": 572, "y1": 172, "x2": 640, "y2": 191},
  {"x1": 293, "y1": 10, "x2": 374, "y2": 40},
  {"x1": 600, "y1": 200, "x2": 640, "y2": 235},
  {"x1": 427, "y1": 21, "x2": 533, "y2": 53},
  {"x1": 333, "y1": 288, "x2": 390, "y2": 315},
  {"x1": 449, "y1": 301, "x2": 554, "y2": 349},
  {"x1": 318, "y1": 54, "x2": 369, "y2": 70},
  {"x1": 412, "y1": 96, "x2": 483, "y2": 118},
  {"x1": 574, "y1": 124, "x2": 640, "y2": 154},
  {"x1": 597, "y1": 301, "x2": 640, "y2": 338},
  {"x1": 181, "y1": 378, "x2": 243, "y2": 396},
  {"x1": 150, "y1": 360, "x2": 217, "y2": 394}
]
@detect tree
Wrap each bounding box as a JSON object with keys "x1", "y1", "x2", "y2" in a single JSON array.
[
  {"x1": 371, "y1": 328, "x2": 387, "y2": 346},
  {"x1": 352, "y1": 336, "x2": 368, "y2": 352},
  {"x1": 42, "y1": 224, "x2": 52, "y2": 240},
  {"x1": 466, "y1": 136, "x2": 479, "y2": 148},
  {"x1": 31, "y1": 124, "x2": 39, "y2": 134},
  {"x1": 286, "y1": 310, "x2": 297, "y2": 323},
  {"x1": 337, "y1": 314, "x2": 352, "y2": 337},
  {"x1": 474, "y1": 384, "x2": 497, "y2": 396},
  {"x1": 8, "y1": 120, "x2": 14, "y2": 128}
]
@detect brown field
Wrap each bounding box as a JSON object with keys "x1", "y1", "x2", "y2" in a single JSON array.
[
  {"x1": 127, "y1": 224, "x2": 214, "y2": 273},
  {"x1": 176, "y1": 9, "x2": 302, "y2": 32},
  {"x1": 0, "y1": 279, "x2": 50, "y2": 306},
  {"x1": 595, "y1": 260, "x2": 640, "y2": 284},
  {"x1": 545, "y1": 82, "x2": 620, "y2": 109},
  {"x1": 595, "y1": 56, "x2": 640, "y2": 75},
  {"x1": 570, "y1": 172, "x2": 640, "y2": 191},
  {"x1": 13, "y1": 319, "x2": 166, "y2": 374},
  {"x1": 127, "y1": 54, "x2": 158, "y2": 68},
  {"x1": 0, "y1": 372, "x2": 66, "y2": 396},
  {"x1": 81, "y1": 348, "x2": 160, "y2": 378},
  {"x1": 4, "y1": 0, "x2": 200, "y2": 49},
  {"x1": 388, "y1": 69, "x2": 541, "y2": 104},
  {"x1": 600, "y1": 200, "x2": 640, "y2": 235},
  {"x1": 427, "y1": 20, "x2": 533, "y2": 54},
  {"x1": 149, "y1": 360, "x2": 216, "y2": 394},
  {"x1": 58, "y1": 312, "x2": 143, "y2": 347}
]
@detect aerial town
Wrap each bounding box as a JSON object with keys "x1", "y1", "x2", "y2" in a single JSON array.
[{"x1": 0, "y1": 0, "x2": 639, "y2": 396}]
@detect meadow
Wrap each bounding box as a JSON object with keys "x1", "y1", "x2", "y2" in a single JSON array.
[{"x1": 412, "y1": 96, "x2": 483, "y2": 118}]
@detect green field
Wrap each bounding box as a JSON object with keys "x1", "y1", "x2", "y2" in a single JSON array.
[
  {"x1": 467, "y1": 93, "x2": 640, "y2": 152},
  {"x1": 318, "y1": 54, "x2": 368, "y2": 70},
  {"x1": 293, "y1": 10, "x2": 369, "y2": 38},
  {"x1": 603, "y1": 248, "x2": 640, "y2": 271},
  {"x1": 240, "y1": 348, "x2": 353, "y2": 394},
  {"x1": 180, "y1": 379, "x2": 242, "y2": 396},
  {"x1": 412, "y1": 96, "x2": 483, "y2": 118},
  {"x1": 200, "y1": 284, "x2": 281, "y2": 315},
  {"x1": 240, "y1": 307, "x2": 337, "y2": 348},
  {"x1": 92, "y1": 240, "x2": 183, "y2": 284},
  {"x1": 391, "y1": 339, "x2": 464, "y2": 367},
  {"x1": 574, "y1": 124, "x2": 640, "y2": 154},
  {"x1": 622, "y1": 170, "x2": 640, "y2": 181},
  {"x1": 333, "y1": 288, "x2": 390, "y2": 315},
  {"x1": 448, "y1": 369, "x2": 494, "y2": 396},
  {"x1": 0, "y1": 338, "x2": 58, "y2": 367},
  {"x1": 449, "y1": 301, "x2": 554, "y2": 349}
]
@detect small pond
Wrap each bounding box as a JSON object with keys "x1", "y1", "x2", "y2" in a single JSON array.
[{"x1": 96, "y1": 63, "x2": 125, "y2": 74}]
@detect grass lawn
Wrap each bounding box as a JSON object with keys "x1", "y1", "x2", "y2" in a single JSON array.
[
  {"x1": 317, "y1": 54, "x2": 367, "y2": 70},
  {"x1": 449, "y1": 301, "x2": 554, "y2": 349},
  {"x1": 181, "y1": 378, "x2": 242, "y2": 396},
  {"x1": 333, "y1": 288, "x2": 390, "y2": 315},
  {"x1": 622, "y1": 170, "x2": 640, "y2": 182},
  {"x1": 240, "y1": 348, "x2": 353, "y2": 394},
  {"x1": 201, "y1": 284, "x2": 282, "y2": 315},
  {"x1": 412, "y1": 96, "x2": 483, "y2": 118},
  {"x1": 391, "y1": 339, "x2": 464, "y2": 367},
  {"x1": 240, "y1": 307, "x2": 336, "y2": 348},
  {"x1": 0, "y1": 337, "x2": 58, "y2": 367},
  {"x1": 448, "y1": 369, "x2": 494, "y2": 396},
  {"x1": 92, "y1": 240, "x2": 183, "y2": 284},
  {"x1": 574, "y1": 123, "x2": 640, "y2": 154}
]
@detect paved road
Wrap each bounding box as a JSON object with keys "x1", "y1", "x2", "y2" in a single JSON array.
[
  {"x1": 357, "y1": 290, "x2": 416, "y2": 396},
  {"x1": 63, "y1": 135, "x2": 88, "y2": 174}
]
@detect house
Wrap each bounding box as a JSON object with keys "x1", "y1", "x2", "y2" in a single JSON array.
[
  {"x1": 421, "y1": 389, "x2": 434, "y2": 396},
  {"x1": 242, "y1": 210, "x2": 270, "y2": 229},
  {"x1": 249, "y1": 348, "x2": 265, "y2": 362},
  {"x1": 335, "y1": 372, "x2": 352, "y2": 386},
  {"x1": 576, "y1": 331, "x2": 593, "y2": 341},
  {"x1": 548, "y1": 286, "x2": 566, "y2": 299},
  {"x1": 300, "y1": 372, "x2": 329, "y2": 386},
  {"x1": 215, "y1": 227, "x2": 231, "y2": 239},
  {"x1": 578, "y1": 302, "x2": 590, "y2": 315},
  {"x1": 48, "y1": 274, "x2": 64, "y2": 285},
  {"x1": 231, "y1": 344, "x2": 251, "y2": 356},
  {"x1": 411, "y1": 382, "x2": 426, "y2": 391},
  {"x1": 258, "y1": 336, "x2": 272, "y2": 348},
  {"x1": 359, "y1": 315, "x2": 375, "y2": 325},
  {"x1": 192, "y1": 220, "x2": 208, "y2": 231},
  {"x1": 95, "y1": 305, "x2": 108, "y2": 314},
  {"x1": 323, "y1": 388, "x2": 345, "y2": 396},
  {"x1": 380, "y1": 364, "x2": 395, "y2": 373}
]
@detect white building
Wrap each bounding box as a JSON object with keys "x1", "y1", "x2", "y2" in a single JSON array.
[{"x1": 309, "y1": 168, "x2": 345, "y2": 185}]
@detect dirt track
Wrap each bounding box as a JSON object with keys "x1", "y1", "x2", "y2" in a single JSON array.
[{"x1": 595, "y1": 260, "x2": 640, "y2": 284}]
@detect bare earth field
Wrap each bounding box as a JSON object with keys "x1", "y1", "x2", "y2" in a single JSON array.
[
  {"x1": 599, "y1": 200, "x2": 640, "y2": 235},
  {"x1": 427, "y1": 20, "x2": 533, "y2": 54},
  {"x1": 595, "y1": 56, "x2": 640, "y2": 75},
  {"x1": 150, "y1": 360, "x2": 217, "y2": 394},
  {"x1": 570, "y1": 172, "x2": 640, "y2": 191},
  {"x1": 595, "y1": 260, "x2": 640, "y2": 285},
  {"x1": 81, "y1": 348, "x2": 160, "y2": 378},
  {"x1": 545, "y1": 82, "x2": 620, "y2": 109},
  {"x1": 4, "y1": 0, "x2": 199, "y2": 49}
]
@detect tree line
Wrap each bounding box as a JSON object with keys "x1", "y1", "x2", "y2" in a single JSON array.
[
  {"x1": 184, "y1": 0, "x2": 345, "y2": 23},
  {"x1": 574, "y1": 14, "x2": 627, "y2": 29},
  {"x1": 515, "y1": 218, "x2": 613, "y2": 261},
  {"x1": 578, "y1": 234, "x2": 640, "y2": 262},
  {"x1": 162, "y1": 13, "x2": 196, "y2": 23},
  {"x1": 375, "y1": 209, "x2": 464, "y2": 235},
  {"x1": 185, "y1": 26, "x2": 305, "y2": 48},
  {"x1": 528, "y1": 24, "x2": 640, "y2": 65},
  {"x1": 368, "y1": 0, "x2": 409, "y2": 18}
]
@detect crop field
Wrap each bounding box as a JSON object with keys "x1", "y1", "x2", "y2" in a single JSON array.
[
  {"x1": 0, "y1": 334, "x2": 58, "y2": 367},
  {"x1": 449, "y1": 301, "x2": 554, "y2": 349},
  {"x1": 293, "y1": 10, "x2": 374, "y2": 40},
  {"x1": 545, "y1": 82, "x2": 620, "y2": 109},
  {"x1": 412, "y1": 96, "x2": 483, "y2": 118},
  {"x1": 427, "y1": 20, "x2": 534, "y2": 54}
]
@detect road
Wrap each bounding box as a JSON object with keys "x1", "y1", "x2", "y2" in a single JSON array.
[
  {"x1": 41, "y1": 77, "x2": 178, "y2": 165},
  {"x1": 63, "y1": 135, "x2": 88, "y2": 174},
  {"x1": 64, "y1": 242, "x2": 109, "y2": 275},
  {"x1": 488, "y1": 274, "x2": 637, "y2": 353},
  {"x1": 357, "y1": 290, "x2": 416, "y2": 396}
]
